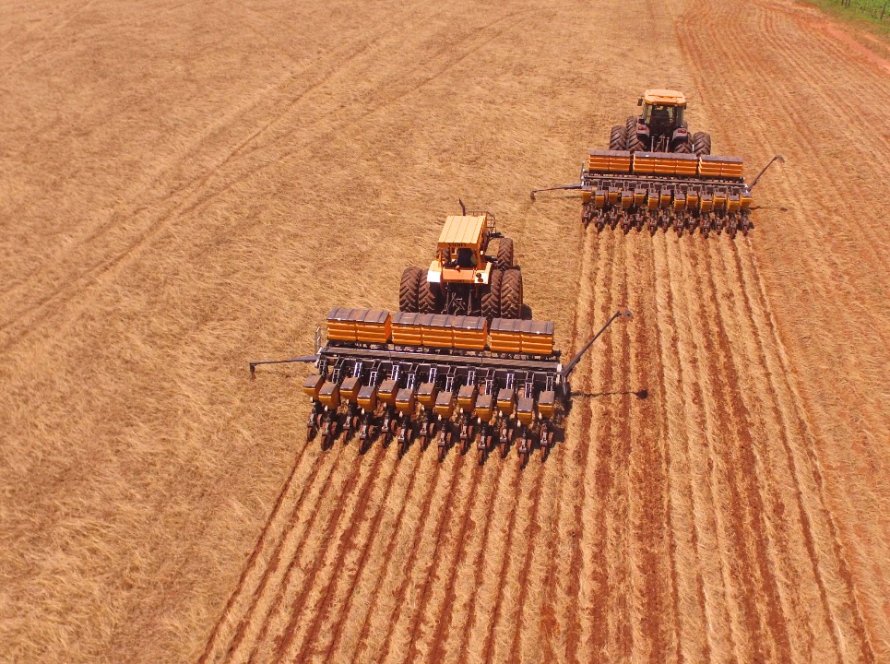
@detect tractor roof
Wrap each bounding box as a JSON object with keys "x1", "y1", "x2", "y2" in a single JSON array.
[
  {"x1": 438, "y1": 215, "x2": 486, "y2": 248},
  {"x1": 643, "y1": 88, "x2": 687, "y2": 107}
]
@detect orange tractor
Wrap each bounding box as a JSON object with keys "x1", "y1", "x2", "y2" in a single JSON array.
[
  {"x1": 532, "y1": 89, "x2": 783, "y2": 238},
  {"x1": 399, "y1": 207, "x2": 523, "y2": 320}
]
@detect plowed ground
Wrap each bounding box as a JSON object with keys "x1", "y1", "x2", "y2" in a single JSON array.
[{"x1": 1, "y1": 0, "x2": 888, "y2": 662}]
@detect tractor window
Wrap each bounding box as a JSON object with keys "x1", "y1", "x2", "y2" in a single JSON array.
[
  {"x1": 650, "y1": 105, "x2": 675, "y2": 124},
  {"x1": 456, "y1": 248, "x2": 476, "y2": 268}
]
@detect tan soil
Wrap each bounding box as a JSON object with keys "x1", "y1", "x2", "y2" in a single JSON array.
[{"x1": 1, "y1": 0, "x2": 887, "y2": 662}]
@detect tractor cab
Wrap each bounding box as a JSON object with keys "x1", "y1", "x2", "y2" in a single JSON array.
[
  {"x1": 639, "y1": 88, "x2": 687, "y2": 133},
  {"x1": 429, "y1": 214, "x2": 494, "y2": 285}
]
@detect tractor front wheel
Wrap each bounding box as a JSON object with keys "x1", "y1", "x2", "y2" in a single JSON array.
[
  {"x1": 693, "y1": 131, "x2": 711, "y2": 156},
  {"x1": 399, "y1": 266, "x2": 422, "y2": 312},
  {"x1": 609, "y1": 125, "x2": 626, "y2": 150},
  {"x1": 418, "y1": 272, "x2": 442, "y2": 313},
  {"x1": 496, "y1": 237, "x2": 514, "y2": 271},
  {"x1": 481, "y1": 269, "x2": 502, "y2": 320},
  {"x1": 500, "y1": 268, "x2": 523, "y2": 319}
]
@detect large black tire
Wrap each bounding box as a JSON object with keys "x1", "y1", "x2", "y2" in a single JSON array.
[
  {"x1": 625, "y1": 115, "x2": 638, "y2": 134},
  {"x1": 626, "y1": 131, "x2": 644, "y2": 154},
  {"x1": 418, "y1": 273, "x2": 441, "y2": 313},
  {"x1": 496, "y1": 237, "x2": 514, "y2": 271},
  {"x1": 693, "y1": 131, "x2": 711, "y2": 156},
  {"x1": 673, "y1": 139, "x2": 691, "y2": 153},
  {"x1": 500, "y1": 268, "x2": 523, "y2": 319},
  {"x1": 399, "y1": 266, "x2": 422, "y2": 312},
  {"x1": 481, "y1": 269, "x2": 502, "y2": 319},
  {"x1": 608, "y1": 125, "x2": 626, "y2": 150}
]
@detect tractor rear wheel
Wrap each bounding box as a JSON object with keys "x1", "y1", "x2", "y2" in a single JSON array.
[
  {"x1": 625, "y1": 115, "x2": 637, "y2": 135},
  {"x1": 609, "y1": 125, "x2": 626, "y2": 150},
  {"x1": 418, "y1": 273, "x2": 441, "y2": 313},
  {"x1": 481, "y1": 269, "x2": 502, "y2": 320},
  {"x1": 500, "y1": 268, "x2": 523, "y2": 319},
  {"x1": 673, "y1": 139, "x2": 691, "y2": 153},
  {"x1": 399, "y1": 266, "x2": 422, "y2": 312},
  {"x1": 626, "y1": 131, "x2": 644, "y2": 154},
  {"x1": 496, "y1": 237, "x2": 514, "y2": 270},
  {"x1": 693, "y1": 131, "x2": 711, "y2": 156}
]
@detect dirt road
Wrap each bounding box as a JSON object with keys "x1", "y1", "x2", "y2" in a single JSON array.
[{"x1": 1, "y1": 0, "x2": 887, "y2": 661}]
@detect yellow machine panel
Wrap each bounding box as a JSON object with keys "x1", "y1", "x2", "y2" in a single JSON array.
[
  {"x1": 420, "y1": 314, "x2": 453, "y2": 348},
  {"x1": 378, "y1": 379, "x2": 398, "y2": 405},
  {"x1": 474, "y1": 393, "x2": 494, "y2": 421},
  {"x1": 357, "y1": 385, "x2": 377, "y2": 411},
  {"x1": 318, "y1": 381, "x2": 340, "y2": 408},
  {"x1": 417, "y1": 382, "x2": 438, "y2": 408},
  {"x1": 457, "y1": 384, "x2": 478, "y2": 410},
  {"x1": 516, "y1": 396, "x2": 535, "y2": 425},
  {"x1": 434, "y1": 391, "x2": 456, "y2": 418},
  {"x1": 538, "y1": 391, "x2": 556, "y2": 419},
  {"x1": 588, "y1": 149, "x2": 632, "y2": 174},
  {"x1": 632, "y1": 152, "x2": 696, "y2": 177},
  {"x1": 391, "y1": 311, "x2": 425, "y2": 346},
  {"x1": 355, "y1": 309, "x2": 391, "y2": 344},
  {"x1": 326, "y1": 306, "x2": 358, "y2": 342},
  {"x1": 497, "y1": 387, "x2": 515, "y2": 415},
  {"x1": 488, "y1": 318, "x2": 523, "y2": 353},
  {"x1": 438, "y1": 215, "x2": 486, "y2": 248},
  {"x1": 642, "y1": 88, "x2": 687, "y2": 106},
  {"x1": 519, "y1": 320, "x2": 555, "y2": 355},
  {"x1": 451, "y1": 315, "x2": 487, "y2": 351},
  {"x1": 395, "y1": 387, "x2": 416, "y2": 414},
  {"x1": 698, "y1": 155, "x2": 744, "y2": 179},
  {"x1": 340, "y1": 376, "x2": 361, "y2": 402},
  {"x1": 303, "y1": 373, "x2": 324, "y2": 399}
]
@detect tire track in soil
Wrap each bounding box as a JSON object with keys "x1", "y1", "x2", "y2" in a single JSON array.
[
  {"x1": 683, "y1": 239, "x2": 794, "y2": 662},
  {"x1": 321, "y1": 441, "x2": 427, "y2": 662},
  {"x1": 415, "y1": 453, "x2": 505, "y2": 664},
  {"x1": 708, "y1": 240, "x2": 827, "y2": 661},
  {"x1": 342, "y1": 452, "x2": 445, "y2": 663},
  {"x1": 646, "y1": 234, "x2": 705, "y2": 664},
  {"x1": 274, "y1": 446, "x2": 414, "y2": 662},
  {"x1": 199, "y1": 430, "x2": 320, "y2": 663},
  {"x1": 507, "y1": 428, "x2": 565, "y2": 658},
  {"x1": 502, "y1": 458, "x2": 549, "y2": 663},
  {"x1": 535, "y1": 219, "x2": 591, "y2": 664},
  {"x1": 564, "y1": 228, "x2": 614, "y2": 663},
  {"x1": 200, "y1": 436, "x2": 351, "y2": 663},
  {"x1": 475, "y1": 464, "x2": 524, "y2": 664},
  {"x1": 221, "y1": 438, "x2": 368, "y2": 661},
  {"x1": 358, "y1": 457, "x2": 461, "y2": 663},
  {"x1": 654, "y1": 233, "x2": 738, "y2": 662},
  {"x1": 238, "y1": 440, "x2": 390, "y2": 661},
  {"x1": 668, "y1": 238, "x2": 768, "y2": 663},
  {"x1": 623, "y1": 234, "x2": 676, "y2": 663},
  {"x1": 612, "y1": 237, "x2": 635, "y2": 658},
  {"x1": 572, "y1": 229, "x2": 620, "y2": 660},
  {"x1": 449, "y1": 441, "x2": 525, "y2": 663},
  {"x1": 376, "y1": 456, "x2": 467, "y2": 663},
  {"x1": 544, "y1": 226, "x2": 605, "y2": 661},
  {"x1": 398, "y1": 459, "x2": 485, "y2": 663},
  {"x1": 413, "y1": 456, "x2": 486, "y2": 662},
  {"x1": 732, "y1": 242, "x2": 876, "y2": 662},
  {"x1": 676, "y1": 7, "x2": 886, "y2": 654}
]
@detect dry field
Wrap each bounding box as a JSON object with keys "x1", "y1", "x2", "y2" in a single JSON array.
[{"x1": 1, "y1": 0, "x2": 888, "y2": 662}]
